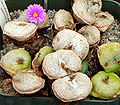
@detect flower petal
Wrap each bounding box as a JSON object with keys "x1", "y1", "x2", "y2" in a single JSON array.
[{"x1": 26, "y1": 4, "x2": 47, "y2": 24}]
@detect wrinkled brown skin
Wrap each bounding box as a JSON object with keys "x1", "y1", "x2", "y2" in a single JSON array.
[
  {"x1": 32, "y1": 52, "x2": 41, "y2": 71},
  {"x1": 58, "y1": 24, "x2": 74, "y2": 31}
]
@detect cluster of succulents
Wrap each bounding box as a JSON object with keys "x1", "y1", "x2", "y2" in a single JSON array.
[
  {"x1": 91, "y1": 42, "x2": 120, "y2": 99},
  {"x1": 0, "y1": 46, "x2": 54, "y2": 94},
  {"x1": 0, "y1": 0, "x2": 120, "y2": 103}
]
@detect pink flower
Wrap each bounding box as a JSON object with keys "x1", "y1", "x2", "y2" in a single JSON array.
[{"x1": 27, "y1": 4, "x2": 46, "y2": 24}]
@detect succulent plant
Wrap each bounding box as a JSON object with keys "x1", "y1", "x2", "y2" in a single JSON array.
[
  {"x1": 52, "y1": 72, "x2": 92, "y2": 102},
  {"x1": 90, "y1": 71, "x2": 120, "y2": 99},
  {"x1": 0, "y1": 49, "x2": 31, "y2": 76},
  {"x1": 12, "y1": 69, "x2": 45, "y2": 94},
  {"x1": 32, "y1": 46, "x2": 54, "y2": 70},
  {"x1": 97, "y1": 42, "x2": 120, "y2": 72}
]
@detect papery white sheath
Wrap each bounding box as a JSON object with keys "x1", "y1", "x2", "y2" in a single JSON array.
[{"x1": 0, "y1": 0, "x2": 11, "y2": 30}]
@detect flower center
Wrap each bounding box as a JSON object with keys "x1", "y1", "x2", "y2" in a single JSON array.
[{"x1": 33, "y1": 12, "x2": 38, "y2": 17}]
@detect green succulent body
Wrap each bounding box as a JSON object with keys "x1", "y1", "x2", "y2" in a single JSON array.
[
  {"x1": 90, "y1": 71, "x2": 120, "y2": 99},
  {"x1": 0, "y1": 49, "x2": 31, "y2": 76},
  {"x1": 38, "y1": 46, "x2": 54, "y2": 64},
  {"x1": 97, "y1": 42, "x2": 120, "y2": 72},
  {"x1": 32, "y1": 46, "x2": 54, "y2": 70}
]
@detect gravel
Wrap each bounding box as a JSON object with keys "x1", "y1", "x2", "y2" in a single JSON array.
[
  {"x1": 47, "y1": 10, "x2": 57, "y2": 26},
  {"x1": 0, "y1": 43, "x2": 17, "y2": 58},
  {"x1": 101, "y1": 20, "x2": 120, "y2": 44},
  {"x1": 10, "y1": 9, "x2": 24, "y2": 20}
]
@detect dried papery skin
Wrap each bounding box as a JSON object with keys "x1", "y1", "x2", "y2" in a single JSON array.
[
  {"x1": 53, "y1": 9, "x2": 74, "y2": 30},
  {"x1": 78, "y1": 25, "x2": 100, "y2": 46},
  {"x1": 97, "y1": 42, "x2": 120, "y2": 72},
  {"x1": 73, "y1": 0, "x2": 101, "y2": 24},
  {"x1": 12, "y1": 69, "x2": 45, "y2": 94},
  {"x1": 0, "y1": 49, "x2": 31, "y2": 76},
  {"x1": 58, "y1": 24, "x2": 74, "y2": 31},
  {"x1": 32, "y1": 46, "x2": 54, "y2": 70},
  {"x1": 3, "y1": 21, "x2": 37, "y2": 42},
  {"x1": 90, "y1": 71, "x2": 120, "y2": 99},
  {"x1": 73, "y1": 0, "x2": 102, "y2": 13},
  {"x1": 94, "y1": 12, "x2": 114, "y2": 32},
  {"x1": 42, "y1": 50, "x2": 82, "y2": 79},
  {"x1": 18, "y1": 10, "x2": 29, "y2": 23},
  {"x1": 52, "y1": 29, "x2": 89, "y2": 60},
  {"x1": 37, "y1": 14, "x2": 49, "y2": 29},
  {"x1": 52, "y1": 72, "x2": 92, "y2": 102}
]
